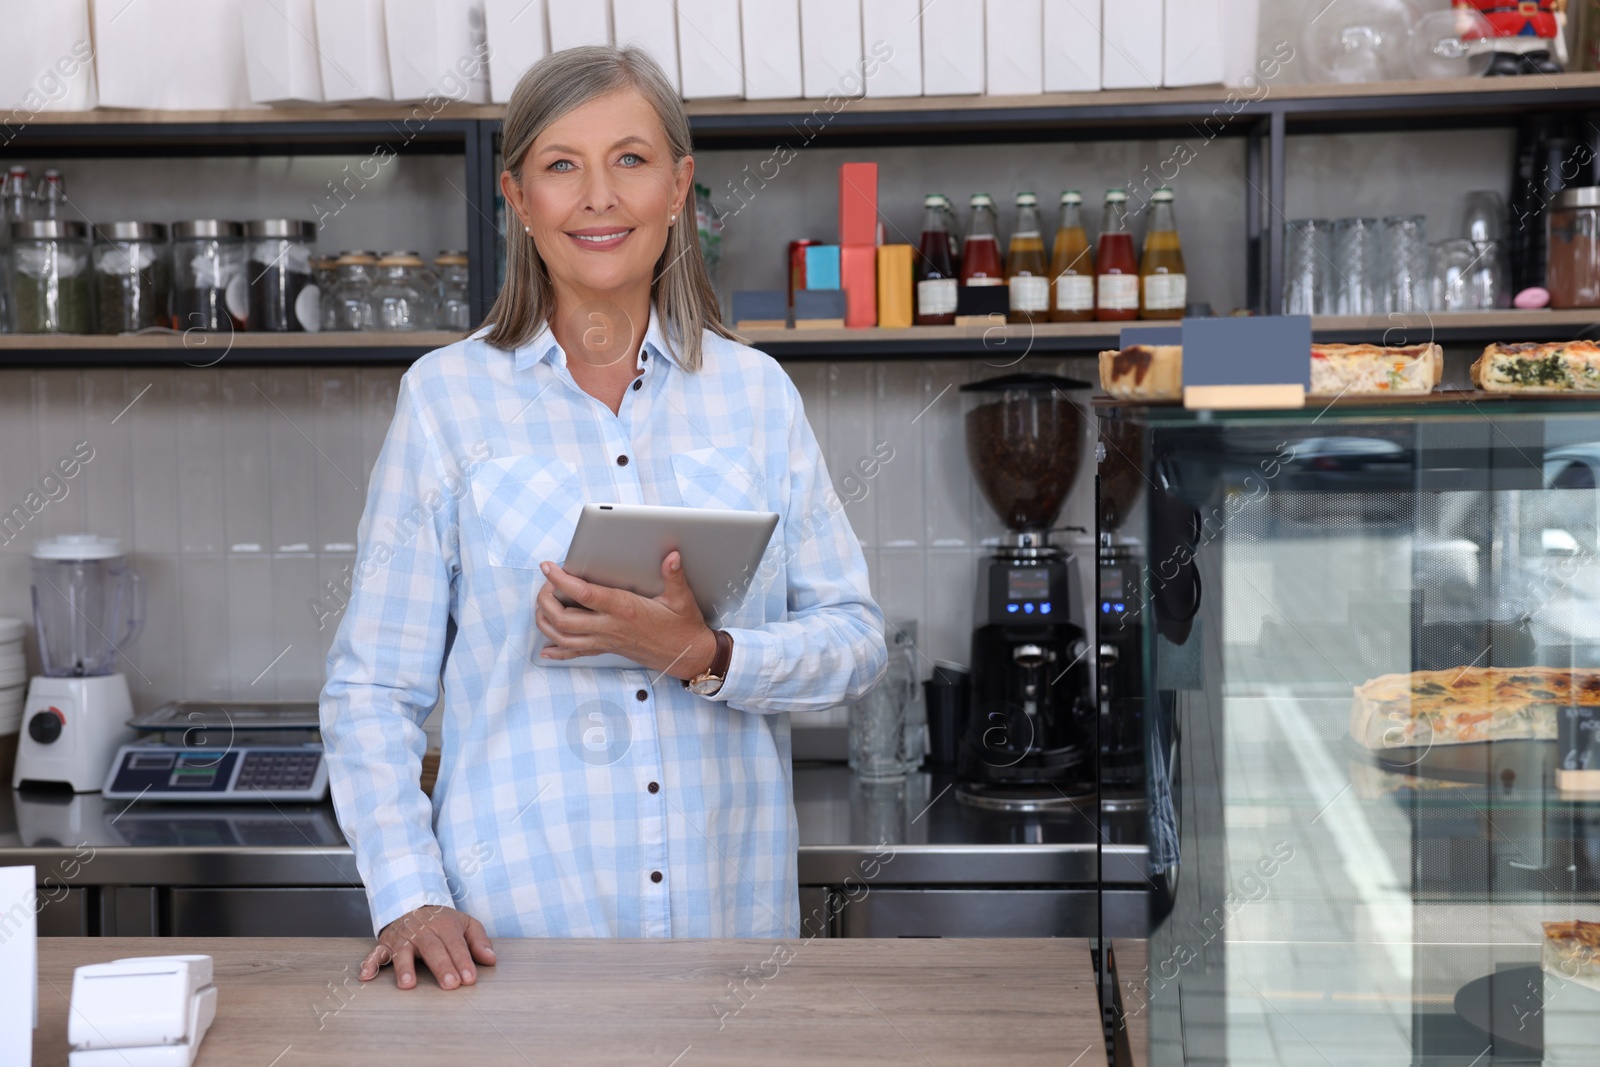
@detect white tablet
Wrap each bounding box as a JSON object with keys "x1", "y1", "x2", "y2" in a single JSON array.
[{"x1": 532, "y1": 502, "x2": 780, "y2": 669}]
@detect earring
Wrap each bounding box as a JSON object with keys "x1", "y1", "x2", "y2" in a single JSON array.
[
  {"x1": 524, "y1": 225, "x2": 531, "y2": 234},
  {"x1": 669, "y1": 215, "x2": 676, "y2": 224}
]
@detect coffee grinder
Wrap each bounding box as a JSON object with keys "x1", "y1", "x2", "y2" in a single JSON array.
[{"x1": 957, "y1": 373, "x2": 1095, "y2": 808}]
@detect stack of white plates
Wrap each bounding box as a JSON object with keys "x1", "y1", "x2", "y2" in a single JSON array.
[{"x1": 0, "y1": 617, "x2": 26, "y2": 736}]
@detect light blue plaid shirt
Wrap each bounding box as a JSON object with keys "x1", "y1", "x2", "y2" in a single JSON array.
[{"x1": 319, "y1": 309, "x2": 886, "y2": 939}]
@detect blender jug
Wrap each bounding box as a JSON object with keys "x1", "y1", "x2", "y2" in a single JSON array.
[{"x1": 32, "y1": 534, "x2": 144, "y2": 676}]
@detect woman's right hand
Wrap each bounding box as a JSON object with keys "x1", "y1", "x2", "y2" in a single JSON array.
[{"x1": 358, "y1": 905, "x2": 496, "y2": 990}]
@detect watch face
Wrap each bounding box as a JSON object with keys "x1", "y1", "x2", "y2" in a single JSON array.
[{"x1": 688, "y1": 676, "x2": 722, "y2": 696}]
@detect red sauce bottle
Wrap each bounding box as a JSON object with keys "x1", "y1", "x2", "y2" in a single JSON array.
[
  {"x1": 961, "y1": 192, "x2": 1005, "y2": 286},
  {"x1": 1095, "y1": 188, "x2": 1139, "y2": 322},
  {"x1": 915, "y1": 194, "x2": 958, "y2": 325}
]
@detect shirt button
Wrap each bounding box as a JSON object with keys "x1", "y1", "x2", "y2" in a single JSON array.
[
  {"x1": 617, "y1": 454, "x2": 629, "y2": 466},
  {"x1": 641, "y1": 351, "x2": 648, "y2": 361},
  {"x1": 650, "y1": 870, "x2": 663, "y2": 883},
  {"x1": 632, "y1": 379, "x2": 642, "y2": 391},
  {"x1": 635, "y1": 689, "x2": 648, "y2": 702},
  {"x1": 648, "y1": 781, "x2": 660, "y2": 793}
]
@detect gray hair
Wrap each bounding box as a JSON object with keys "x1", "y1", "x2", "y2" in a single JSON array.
[{"x1": 483, "y1": 45, "x2": 733, "y2": 371}]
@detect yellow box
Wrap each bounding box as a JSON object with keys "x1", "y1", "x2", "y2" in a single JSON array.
[{"x1": 876, "y1": 244, "x2": 914, "y2": 329}]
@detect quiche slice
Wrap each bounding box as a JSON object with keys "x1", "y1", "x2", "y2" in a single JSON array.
[
  {"x1": 1543, "y1": 921, "x2": 1600, "y2": 994},
  {"x1": 1471, "y1": 341, "x2": 1600, "y2": 393},
  {"x1": 1348, "y1": 666, "x2": 1600, "y2": 750},
  {"x1": 1310, "y1": 343, "x2": 1441, "y2": 397}
]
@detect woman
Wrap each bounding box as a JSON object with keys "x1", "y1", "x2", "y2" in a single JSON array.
[{"x1": 319, "y1": 45, "x2": 886, "y2": 992}]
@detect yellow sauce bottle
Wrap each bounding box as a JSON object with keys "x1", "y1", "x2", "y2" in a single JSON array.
[
  {"x1": 1139, "y1": 186, "x2": 1187, "y2": 320},
  {"x1": 1049, "y1": 190, "x2": 1094, "y2": 323},
  {"x1": 1005, "y1": 192, "x2": 1050, "y2": 323}
]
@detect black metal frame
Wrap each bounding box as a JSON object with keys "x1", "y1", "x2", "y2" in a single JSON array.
[{"x1": 1, "y1": 77, "x2": 1597, "y2": 366}]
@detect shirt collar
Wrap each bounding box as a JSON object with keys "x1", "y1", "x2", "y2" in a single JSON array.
[{"x1": 512, "y1": 304, "x2": 680, "y2": 374}]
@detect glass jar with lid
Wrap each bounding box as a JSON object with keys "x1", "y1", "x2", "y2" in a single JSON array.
[
  {"x1": 433, "y1": 251, "x2": 470, "y2": 330},
  {"x1": 329, "y1": 252, "x2": 377, "y2": 331},
  {"x1": 244, "y1": 219, "x2": 317, "y2": 332},
  {"x1": 93, "y1": 221, "x2": 171, "y2": 334},
  {"x1": 1549, "y1": 187, "x2": 1600, "y2": 309},
  {"x1": 311, "y1": 254, "x2": 339, "y2": 331},
  {"x1": 9, "y1": 219, "x2": 91, "y2": 333},
  {"x1": 170, "y1": 220, "x2": 245, "y2": 332},
  {"x1": 371, "y1": 252, "x2": 434, "y2": 331}
]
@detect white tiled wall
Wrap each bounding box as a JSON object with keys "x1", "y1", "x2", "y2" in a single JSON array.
[{"x1": 0, "y1": 356, "x2": 1100, "y2": 721}]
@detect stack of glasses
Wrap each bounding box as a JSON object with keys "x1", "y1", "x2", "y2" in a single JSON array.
[{"x1": 1284, "y1": 214, "x2": 1429, "y2": 316}]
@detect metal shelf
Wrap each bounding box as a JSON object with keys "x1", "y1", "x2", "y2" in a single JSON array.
[{"x1": 0, "y1": 331, "x2": 465, "y2": 367}]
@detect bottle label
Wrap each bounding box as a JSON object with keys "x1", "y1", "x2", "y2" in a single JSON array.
[
  {"x1": 964, "y1": 277, "x2": 1005, "y2": 287},
  {"x1": 1008, "y1": 275, "x2": 1050, "y2": 313},
  {"x1": 1144, "y1": 273, "x2": 1187, "y2": 311},
  {"x1": 1098, "y1": 274, "x2": 1139, "y2": 310},
  {"x1": 1055, "y1": 275, "x2": 1094, "y2": 312},
  {"x1": 916, "y1": 278, "x2": 957, "y2": 315}
]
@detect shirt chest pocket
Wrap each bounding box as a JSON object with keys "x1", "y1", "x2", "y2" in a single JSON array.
[
  {"x1": 467, "y1": 455, "x2": 584, "y2": 570},
  {"x1": 670, "y1": 445, "x2": 768, "y2": 513}
]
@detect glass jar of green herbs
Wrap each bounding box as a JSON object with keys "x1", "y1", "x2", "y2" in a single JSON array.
[
  {"x1": 93, "y1": 222, "x2": 171, "y2": 334},
  {"x1": 9, "y1": 220, "x2": 91, "y2": 333}
]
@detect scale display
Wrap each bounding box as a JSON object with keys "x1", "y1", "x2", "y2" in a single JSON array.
[{"x1": 103, "y1": 700, "x2": 328, "y2": 802}]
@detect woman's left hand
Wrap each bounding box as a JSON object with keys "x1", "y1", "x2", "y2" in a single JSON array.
[{"x1": 535, "y1": 551, "x2": 717, "y2": 680}]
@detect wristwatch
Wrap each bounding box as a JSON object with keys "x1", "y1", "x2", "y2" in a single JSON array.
[{"x1": 684, "y1": 630, "x2": 733, "y2": 696}]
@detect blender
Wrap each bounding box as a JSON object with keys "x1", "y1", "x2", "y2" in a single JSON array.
[
  {"x1": 957, "y1": 373, "x2": 1095, "y2": 808},
  {"x1": 12, "y1": 534, "x2": 143, "y2": 791}
]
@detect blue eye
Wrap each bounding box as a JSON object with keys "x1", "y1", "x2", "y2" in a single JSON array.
[
  {"x1": 619, "y1": 153, "x2": 642, "y2": 166},
  {"x1": 550, "y1": 159, "x2": 574, "y2": 172}
]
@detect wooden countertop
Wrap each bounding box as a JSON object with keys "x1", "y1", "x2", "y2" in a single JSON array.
[
  {"x1": 1111, "y1": 939, "x2": 1150, "y2": 1067},
  {"x1": 34, "y1": 937, "x2": 1102, "y2": 1066}
]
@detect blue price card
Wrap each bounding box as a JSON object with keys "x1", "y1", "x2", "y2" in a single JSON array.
[
  {"x1": 1119, "y1": 325, "x2": 1183, "y2": 348},
  {"x1": 1180, "y1": 315, "x2": 1311, "y2": 409}
]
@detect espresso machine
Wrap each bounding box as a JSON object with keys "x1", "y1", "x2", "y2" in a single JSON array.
[
  {"x1": 957, "y1": 373, "x2": 1095, "y2": 808},
  {"x1": 12, "y1": 534, "x2": 143, "y2": 791}
]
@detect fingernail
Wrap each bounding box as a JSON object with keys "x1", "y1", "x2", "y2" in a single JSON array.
[
  {"x1": 540, "y1": 562, "x2": 551, "y2": 575},
  {"x1": 443, "y1": 973, "x2": 458, "y2": 989},
  {"x1": 462, "y1": 968, "x2": 474, "y2": 982}
]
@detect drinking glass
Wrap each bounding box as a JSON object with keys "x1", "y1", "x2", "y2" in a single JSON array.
[
  {"x1": 1380, "y1": 214, "x2": 1429, "y2": 312},
  {"x1": 1284, "y1": 219, "x2": 1334, "y2": 315},
  {"x1": 1430, "y1": 238, "x2": 1508, "y2": 311},
  {"x1": 1333, "y1": 217, "x2": 1382, "y2": 316},
  {"x1": 847, "y1": 622, "x2": 924, "y2": 781},
  {"x1": 1461, "y1": 190, "x2": 1507, "y2": 245}
]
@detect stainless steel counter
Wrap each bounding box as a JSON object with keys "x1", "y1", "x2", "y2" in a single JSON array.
[{"x1": 0, "y1": 764, "x2": 1149, "y2": 937}]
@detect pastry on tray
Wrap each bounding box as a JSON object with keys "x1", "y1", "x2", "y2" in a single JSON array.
[
  {"x1": 1098, "y1": 342, "x2": 1442, "y2": 401},
  {"x1": 1348, "y1": 666, "x2": 1600, "y2": 750},
  {"x1": 1471, "y1": 341, "x2": 1600, "y2": 392},
  {"x1": 1543, "y1": 921, "x2": 1600, "y2": 993}
]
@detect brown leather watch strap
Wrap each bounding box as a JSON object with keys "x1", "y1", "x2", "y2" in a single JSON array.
[{"x1": 708, "y1": 629, "x2": 733, "y2": 678}]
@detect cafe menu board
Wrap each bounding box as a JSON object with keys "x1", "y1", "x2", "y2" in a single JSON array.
[{"x1": 1557, "y1": 705, "x2": 1600, "y2": 794}]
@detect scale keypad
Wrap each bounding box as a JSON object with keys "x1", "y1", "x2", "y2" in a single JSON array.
[{"x1": 236, "y1": 750, "x2": 321, "y2": 793}]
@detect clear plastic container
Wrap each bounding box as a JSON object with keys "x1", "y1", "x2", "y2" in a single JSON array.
[
  {"x1": 433, "y1": 251, "x2": 471, "y2": 330},
  {"x1": 9, "y1": 220, "x2": 91, "y2": 334},
  {"x1": 93, "y1": 221, "x2": 170, "y2": 334},
  {"x1": 330, "y1": 252, "x2": 378, "y2": 332},
  {"x1": 370, "y1": 252, "x2": 433, "y2": 331},
  {"x1": 244, "y1": 218, "x2": 317, "y2": 332},
  {"x1": 170, "y1": 220, "x2": 245, "y2": 332}
]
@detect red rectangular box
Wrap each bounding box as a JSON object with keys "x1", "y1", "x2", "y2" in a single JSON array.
[
  {"x1": 841, "y1": 244, "x2": 877, "y2": 328},
  {"x1": 838, "y1": 162, "x2": 878, "y2": 247}
]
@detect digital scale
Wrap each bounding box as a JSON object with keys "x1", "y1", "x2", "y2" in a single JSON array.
[{"x1": 102, "y1": 701, "x2": 328, "y2": 803}]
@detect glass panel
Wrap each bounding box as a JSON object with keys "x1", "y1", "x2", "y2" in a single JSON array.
[{"x1": 1104, "y1": 399, "x2": 1600, "y2": 1065}]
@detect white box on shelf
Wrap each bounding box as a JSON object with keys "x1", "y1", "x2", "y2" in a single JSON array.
[
  {"x1": 0, "y1": 1, "x2": 96, "y2": 110},
  {"x1": 243, "y1": 0, "x2": 324, "y2": 104},
  {"x1": 0, "y1": 867, "x2": 36, "y2": 1067},
  {"x1": 613, "y1": 0, "x2": 681, "y2": 93},
  {"x1": 1164, "y1": 0, "x2": 1222, "y2": 86},
  {"x1": 740, "y1": 0, "x2": 802, "y2": 99},
  {"x1": 921, "y1": 0, "x2": 983, "y2": 96},
  {"x1": 1220, "y1": 0, "x2": 1263, "y2": 88},
  {"x1": 1042, "y1": 0, "x2": 1098, "y2": 91},
  {"x1": 548, "y1": 1, "x2": 612, "y2": 51},
  {"x1": 95, "y1": 0, "x2": 255, "y2": 109},
  {"x1": 1101, "y1": 0, "x2": 1161, "y2": 89},
  {"x1": 385, "y1": 0, "x2": 492, "y2": 104},
  {"x1": 677, "y1": 0, "x2": 743, "y2": 99},
  {"x1": 315, "y1": 0, "x2": 394, "y2": 102},
  {"x1": 485, "y1": 0, "x2": 548, "y2": 103},
  {"x1": 861, "y1": 0, "x2": 922, "y2": 98},
  {"x1": 985, "y1": 0, "x2": 1042, "y2": 95},
  {"x1": 799, "y1": 0, "x2": 864, "y2": 99}
]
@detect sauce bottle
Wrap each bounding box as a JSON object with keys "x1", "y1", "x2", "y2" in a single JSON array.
[
  {"x1": 1049, "y1": 190, "x2": 1094, "y2": 323},
  {"x1": 961, "y1": 193, "x2": 1005, "y2": 286},
  {"x1": 1005, "y1": 192, "x2": 1050, "y2": 323},
  {"x1": 1140, "y1": 186, "x2": 1187, "y2": 320},
  {"x1": 1095, "y1": 188, "x2": 1138, "y2": 322},
  {"x1": 935, "y1": 193, "x2": 962, "y2": 277},
  {"x1": 914, "y1": 193, "x2": 958, "y2": 325}
]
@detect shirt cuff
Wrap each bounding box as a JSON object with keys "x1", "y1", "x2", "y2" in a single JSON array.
[
  {"x1": 708, "y1": 626, "x2": 773, "y2": 706},
  {"x1": 365, "y1": 857, "x2": 456, "y2": 938}
]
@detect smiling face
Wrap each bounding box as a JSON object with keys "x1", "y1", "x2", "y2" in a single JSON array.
[{"x1": 502, "y1": 87, "x2": 693, "y2": 308}]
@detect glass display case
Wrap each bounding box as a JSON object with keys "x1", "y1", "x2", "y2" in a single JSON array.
[{"x1": 1099, "y1": 396, "x2": 1600, "y2": 1065}]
